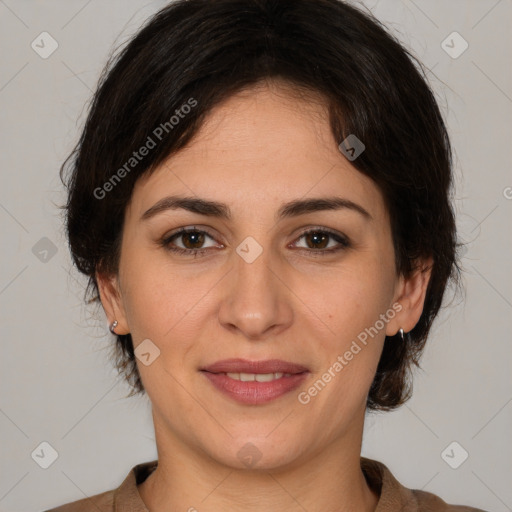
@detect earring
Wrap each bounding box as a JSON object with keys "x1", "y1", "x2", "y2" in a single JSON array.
[
  {"x1": 398, "y1": 328, "x2": 404, "y2": 342},
  {"x1": 109, "y1": 320, "x2": 118, "y2": 334}
]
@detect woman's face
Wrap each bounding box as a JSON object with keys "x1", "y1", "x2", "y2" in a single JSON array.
[{"x1": 100, "y1": 82, "x2": 424, "y2": 470}]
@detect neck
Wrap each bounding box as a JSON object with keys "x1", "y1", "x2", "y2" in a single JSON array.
[{"x1": 138, "y1": 412, "x2": 379, "y2": 512}]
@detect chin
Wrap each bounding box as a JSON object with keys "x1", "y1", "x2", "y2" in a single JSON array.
[{"x1": 206, "y1": 433, "x2": 307, "y2": 472}]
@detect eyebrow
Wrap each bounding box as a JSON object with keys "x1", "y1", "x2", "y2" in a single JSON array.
[{"x1": 140, "y1": 195, "x2": 372, "y2": 222}]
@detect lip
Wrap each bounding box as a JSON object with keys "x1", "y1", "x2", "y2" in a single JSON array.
[
  {"x1": 200, "y1": 359, "x2": 310, "y2": 405},
  {"x1": 201, "y1": 371, "x2": 309, "y2": 405},
  {"x1": 201, "y1": 358, "x2": 309, "y2": 374}
]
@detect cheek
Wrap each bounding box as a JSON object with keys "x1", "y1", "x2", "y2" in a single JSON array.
[
  {"x1": 298, "y1": 273, "x2": 391, "y2": 423},
  {"x1": 118, "y1": 249, "x2": 178, "y2": 342},
  {"x1": 119, "y1": 251, "x2": 221, "y2": 351},
  {"x1": 299, "y1": 252, "x2": 396, "y2": 392},
  {"x1": 306, "y1": 258, "x2": 395, "y2": 340}
]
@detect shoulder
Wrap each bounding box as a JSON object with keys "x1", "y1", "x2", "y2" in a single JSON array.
[
  {"x1": 412, "y1": 488, "x2": 488, "y2": 511},
  {"x1": 361, "y1": 457, "x2": 489, "y2": 512},
  {"x1": 42, "y1": 489, "x2": 114, "y2": 512},
  {"x1": 42, "y1": 459, "x2": 157, "y2": 512}
]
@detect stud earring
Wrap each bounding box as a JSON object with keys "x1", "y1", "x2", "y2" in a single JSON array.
[{"x1": 109, "y1": 320, "x2": 118, "y2": 334}]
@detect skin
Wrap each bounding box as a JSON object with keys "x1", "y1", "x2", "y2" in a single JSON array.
[{"x1": 97, "y1": 79, "x2": 431, "y2": 512}]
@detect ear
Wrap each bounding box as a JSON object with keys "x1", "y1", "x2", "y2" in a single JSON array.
[
  {"x1": 96, "y1": 270, "x2": 130, "y2": 335},
  {"x1": 386, "y1": 257, "x2": 433, "y2": 336}
]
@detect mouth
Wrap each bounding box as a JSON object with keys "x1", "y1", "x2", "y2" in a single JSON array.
[
  {"x1": 200, "y1": 359, "x2": 309, "y2": 405},
  {"x1": 208, "y1": 371, "x2": 298, "y2": 382},
  {"x1": 200, "y1": 358, "x2": 309, "y2": 375}
]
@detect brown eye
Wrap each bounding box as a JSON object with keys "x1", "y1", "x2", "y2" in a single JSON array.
[
  {"x1": 180, "y1": 231, "x2": 206, "y2": 249},
  {"x1": 161, "y1": 227, "x2": 220, "y2": 257},
  {"x1": 293, "y1": 229, "x2": 350, "y2": 254},
  {"x1": 303, "y1": 231, "x2": 330, "y2": 249}
]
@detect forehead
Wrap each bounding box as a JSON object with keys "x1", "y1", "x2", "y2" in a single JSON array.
[{"x1": 129, "y1": 82, "x2": 387, "y2": 223}]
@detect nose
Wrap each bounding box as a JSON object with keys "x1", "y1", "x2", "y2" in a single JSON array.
[{"x1": 218, "y1": 243, "x2": 294, "y2": 340}]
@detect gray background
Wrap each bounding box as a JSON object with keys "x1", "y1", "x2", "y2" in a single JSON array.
[{"x1": 0, "y1": 1, "x2": 511, "y2": 511}]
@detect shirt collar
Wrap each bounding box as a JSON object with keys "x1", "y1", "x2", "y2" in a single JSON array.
[
  {"x1": 112, "y1": 457, "x2": 417, "y2": 511},
  {"x1": 113, "y1": 460, "x2": 157, "y2": 512}
]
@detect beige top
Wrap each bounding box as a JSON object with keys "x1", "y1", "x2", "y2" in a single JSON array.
[{"x1": 44, "y1": 457, "x2": 487, "y2": 512}]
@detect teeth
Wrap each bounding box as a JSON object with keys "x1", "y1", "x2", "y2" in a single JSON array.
[{"x1": 224, "y1": 372, "x2": 291, "y2": 381}]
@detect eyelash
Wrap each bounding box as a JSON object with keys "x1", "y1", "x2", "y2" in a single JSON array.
[{"x1": 160, "y1": 226, "x2": 351, "y2": 258}]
